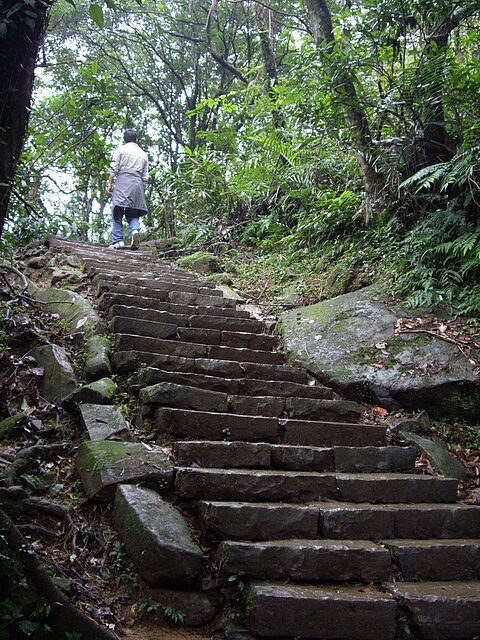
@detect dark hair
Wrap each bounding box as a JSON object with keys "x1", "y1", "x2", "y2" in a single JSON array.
[{"x1": 123, "y1": 129, "x2": 137, "y2": 143}]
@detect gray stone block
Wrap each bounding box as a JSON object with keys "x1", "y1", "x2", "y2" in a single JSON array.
[
  {"x1": 218, "y1": 539, "x2": 391, "y2": 582},
  {"x1": 75, "y1": 440, "x2": 174, "y2": 501},
  {"x1": 140, "y1": 382, "x2": 229, "y2": 413},
  {"x1": 32, "y1": 344, "x2": 78, "y2": 404},
  {"x1": 200, "y1": 501, "x2": 320, "y2": 541},
  {"x1": 113, "y1": 484, "x2": 203, "y2": 587},
  {"x1": 246, "y1": 582, "x2": 397, "y2": 640},
  {"x1": 175, "y1": 467, "x2": 338, "y2": 502},
  {"x1": 336, "y1": 473, "x2": 458, "y2": 504},
  {"x1": 78, "y1": 403, "x2": 131, "y2": 441},
  {"x1": 385, "y1": 582, "x2": 480, "y2": 640}
]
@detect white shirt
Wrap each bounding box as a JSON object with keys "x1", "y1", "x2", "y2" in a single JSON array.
[{"x1": 110, "y1": 142, "x2": 148, "y2": 185}]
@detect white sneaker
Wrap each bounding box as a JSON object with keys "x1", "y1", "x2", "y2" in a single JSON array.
[
  {"x1": 130, "y1": 231, "x2": 140, "y2": 250},
  {"x1": 108, "y1": 241, "x2": 125, "y2": 249}
]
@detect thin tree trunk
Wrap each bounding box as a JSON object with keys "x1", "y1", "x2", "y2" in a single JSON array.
[
  {"x1": 0, "y1": 0, "x2": 51, "y2": 237},
  {"x1": 305, "y1": 0, "x2": 384, "y2": 201}
]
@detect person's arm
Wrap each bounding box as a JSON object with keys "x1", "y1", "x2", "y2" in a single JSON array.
[
  {"x1": 107, "y1": 174, "x2": 114, "y2": 196},
  {"x1": 107, "y1": 147, "x2": 121, "y2": 196}
]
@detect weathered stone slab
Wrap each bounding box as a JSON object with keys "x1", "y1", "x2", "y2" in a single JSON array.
[
  {"x1": 200, "y1": 501, "x2": 320, "y2": 541},
  {"x1": 283, "y1": 419, "x2": 387, "y2": 447},
  {"x1": 336, "y1": 473, "x2": 458, "y2": 504},
  {"x1": 228, "y1": 395, "x2": 285, "y2": 417},
  {"x1": 29, "y1": 285, "x2": 104, "y2": 336},
  {"x1": 318, "y1": 502, "x2": 480, "y2": 539},
  {"x1": 97, "y1": 280, "x2": 170, "y2": 302},
  {"x1": 32, "y1": 344, "x2": 78, "y2": 404},
  {"x1": 78, "y1": 403, "x2": 131, "y2": 441},
  {"x1": 385, "y1": 539, "x2": 480, "y2": 581},
  {"x1": 218, "y1": 539, "x2": 391, "y2": 583},
  {"x1": 98, "y1": 274, "x2": 201, "y2": 294},
  {"x1": 107, "y1": 304, "x2": 190, "y2": 327},
  {"x1": 114, "y1": 334, "x2": 208, "y2": 358},
  {"x1": 190, "y1": 314, "x2": 265, "y2": 333},
  {"x1": 333, "y1": 446, "x2": 417, "y2": 472},
  {"x1": 399, "y1": 431, "x2": 468, "y2": 481},
  {"x1": 75, "y1": 440, "x2": 174, "y2": 501},
  {"x1": 385, "y1": 581, "x2": 480, "y2": 640},
  {"x1": 285, "y1": 397, "x2": 362, "y2": 422},
  {"x1": 177, "y1": 326, "x2": 221, "y2": 345},
  {"x1": 110, "y1": 316, "x2": 178, "y2": 340},
  {"x1": 175, "y1": 468, "x2": 338, "y2": 502},
  {"x1": 221, "y1": 331, "x2": 278, "y2": 351},
  {"x1": 138, "y1": 368, "x2": 241, "y2": 395},
  {"x1": 155, "y1": 408, "x2": 280, "y2": 443},
  {"x1": 237, "y1": 378, "x2": 338, "y2": 400},
  {"x1": 140, "y1": 382, "x2": 229, "y2": 413},
  {"x1": 270, "y1": 444, "x2": 335, "y2": 471},
  {"x1": 241, "y1": 361, "x2": 308, "y2": 384},
  {"x1": 170, "y1": 290, "x2": 234, "y2": 308},
  {"x1": 173, "y1": 441, "x2": 272, "y2": 469},
  {"x1": 245, "y1": 582, "x2": 397, "y2": 640},
  {"x1": 98, "y1": 292, "x2": 196, "y2": 315},
  {"x1": 62, "y1": 376, "x2": 117, "y2": 410},
  {"x1": 208, "y1": 345, "x2": 284, "y2": 365},
  {"x1": 112, "y1": 485, "x2": 203, "y2": 587},
  {"x1": 84, "y1": 334, "x2": 112, "y2": 380}
]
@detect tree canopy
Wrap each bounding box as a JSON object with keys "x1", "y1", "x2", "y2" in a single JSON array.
[{"x1": 2, "y1": 0, "x2": 480, "y2": 310}]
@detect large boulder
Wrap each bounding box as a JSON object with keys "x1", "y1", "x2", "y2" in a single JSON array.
[{"x1": 279, "y1": 286, "x2": 480, "y2": 421}]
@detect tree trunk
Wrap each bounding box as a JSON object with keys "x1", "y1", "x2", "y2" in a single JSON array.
[
  {"x1": 305, "y1": 0, "x2": 384, "y2": 202},
  {"x1": 0, "y1": 0, "x2": 51, "y2": 238}
]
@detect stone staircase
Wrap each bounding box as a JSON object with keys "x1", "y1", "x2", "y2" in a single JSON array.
[{"x1": 48, "y1": 237, "x2": 480, "y2": 640}]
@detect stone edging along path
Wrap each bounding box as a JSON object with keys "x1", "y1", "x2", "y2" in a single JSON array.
[{"x1": 45, "y1": 236, "x2": 480, "y2": 640}]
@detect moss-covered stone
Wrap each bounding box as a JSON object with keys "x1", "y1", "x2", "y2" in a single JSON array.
[
  {"x1": 176, "y1": 251, "x2": 220, "y2": 274},
  {"x1": 83, "y1": 334, "x2": 112, "y2": 380},
  {"x1": 75, "y1": 440, "x2": 174, "y2": 501},
  {"x1": 62, "y1": 377, "x2": 117, "y2": 411},
  {"x1": 28, "y1": 284, "x2": 104, "y2": 338},
  {"x1": 112, "y1": 484, "x2": 203, "y2": 587},
  {"x1": 279, "y1": 285, "x2": 480, "y2": 420}
]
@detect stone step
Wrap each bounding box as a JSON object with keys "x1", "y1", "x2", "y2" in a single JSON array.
[
  {"x1": 107, "y1": 303, "x2": 267, "y2": 333},
  {"x1": 318, "y1": 501, "x2": 480, "y2": 540},
  {"x1": 111, "y1": 351, "x2": 309, "y2": 383},
  {"x1": 110, "y1": 315, "x2": 279, "y2": 351},
  {"x1": 84, "y1": 259, "x2": 215, "y2": 286},
  {"x1": 173, "y1": 441, "x2": 417, "y2": 472},
  {"x1": 155, "y1": 409, "x2": 386, "y2": 446},
  {"x1": 140, "y1": 383, "x2": 349, "y2": 420},
  {"x1": 174, "y1": 468, "x2": 457, "y2": 503},
  {"x1": 98, "y1": 292, "x2": 252, "y2": 319},
  {"x1": 245, "y1": 581, "x2": 397, "y2": 640},
  {"x1": 199, "y1": 500, "x2": 480, "y2": 541},
  {"x1": 384, "y1": 581, "x2": 480, "y2": 640},
  {"x1": 218, "y1": 538, "x2": 480, "y2": 584},
  {"x1": 94, "y1": 273, "x2": 221, "y2": 296},
  {"x1": 136, "y1": 368, "x2": 337, "y2": 400},
  {"x1": 217, "y1": 539, "x2": 392, "y2": 583},
  {"x1": 113, "y1": 333, "x2": 284, "y2": 365},
  {"x1": 97, "y1": 280, "x2": 236, "y2": 309},
  {"x1": 385, "y1": 539, "x2": 480, "y2": 581}
]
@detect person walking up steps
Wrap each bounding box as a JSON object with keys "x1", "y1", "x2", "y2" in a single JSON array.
[{"x1": 107, "y1": 128, "x2": 148, "y2": 250}]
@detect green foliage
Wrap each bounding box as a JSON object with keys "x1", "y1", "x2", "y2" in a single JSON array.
[
  {"x1": 390, "y1": 204, "x2": 480, "y2": 313},
  {"x1": 162, "y1": 606, "x2": 185, "y2": 625},
  {"x1": 138, "y1": 598, "x2": 161, "y2": 615},
  {"x1": 0, "y1": 600, "x2": 52, "y2": 639}
]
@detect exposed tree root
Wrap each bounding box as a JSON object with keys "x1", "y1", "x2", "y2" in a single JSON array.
[{"x1": 0, "y1": 506, "x2": 119, "y2": 640}]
